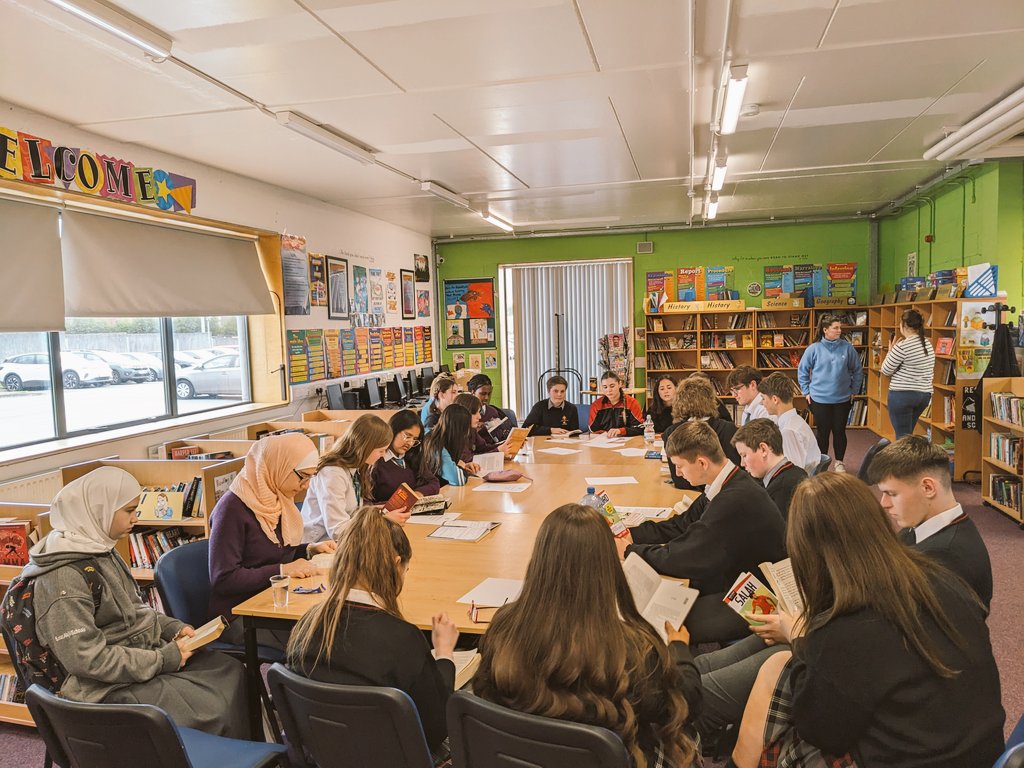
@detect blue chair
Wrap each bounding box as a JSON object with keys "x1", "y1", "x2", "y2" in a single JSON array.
[
  {"x1": 994, "y1": 712, "x2": 1024, "y2": 768},
  {"x1": 576, "y1": 402, "x2": 591, "y2": 433},
  {"x1": 25, "y1": 684, "x2": 286, "y2": 768},
  {"x1": 810, "y1": 454, "x2": 832, "y2": 476},
  {"x1": 267, "y1": 663, "x2": 433, "y2": 768},
  {"x1": 857, "y1": 437, "x2": 891, "y2": 483},
  {"x1": 500, "y1": 407, "x2": 518, "y2": 427},
  {"x1": 447, "y1": 691, "x2": 630, "y2": 768}
]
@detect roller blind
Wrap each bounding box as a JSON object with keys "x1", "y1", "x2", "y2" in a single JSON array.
[
  {"x1": 0, "y1": 198, "x2": 65, "y2": 331},
  {"x1": 61, "y1": 210, "x2": 274, "y2": 317}
]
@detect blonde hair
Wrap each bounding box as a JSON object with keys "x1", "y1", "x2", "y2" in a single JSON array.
[
  {"x1": 671, "y1": 377, "x2": 718, "y2": 421},
  {"x1": 316, "y1": 414, "x2": 391, "y2": 502}
]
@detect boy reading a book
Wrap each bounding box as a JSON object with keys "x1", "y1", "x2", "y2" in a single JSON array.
[
  {"x1": 731, "y1": 418, "x2": 807, "y2": 522},
  {"x1": 758, "y1": 373, "x2": 819, "y2": 476},
  {"x1": 617, "y1": 421, "x2": 785, "y2": 644},
  {"x1": 727, "y1": 366, "x2": 769, "y2": 425}
]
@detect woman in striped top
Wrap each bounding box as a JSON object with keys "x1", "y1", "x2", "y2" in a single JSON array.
[{"x1": 881, "y1": 308, "x2": 935, "y2": 439}]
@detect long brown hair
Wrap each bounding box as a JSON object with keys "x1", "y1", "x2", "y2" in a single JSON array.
[
  {"x1": 316, "y1": 414, "x2": 391, "y2": 502},
  {"x1": 422, "y1": 403, "x2": 473, "y2": 476},
  {"x1": 671, "y1": 377, "x2": 718, "y2": 421},
  {"x1": 472, "y1": 505, "x2": 694, "y2": 767},
  {"x1": 787, "y1": 473, "x2": 970, "y2": 677},
  {"x1": 287, "y1": 506, "x2": 412, "y2": 668}
]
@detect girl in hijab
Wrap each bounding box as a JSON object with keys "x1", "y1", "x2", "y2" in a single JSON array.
[
  {"x1": 208, "y1": 433, "x2": 336, "y2": 645},
  {"x1": 24, "y1": 466, "x2": 246, "y2": 737}
]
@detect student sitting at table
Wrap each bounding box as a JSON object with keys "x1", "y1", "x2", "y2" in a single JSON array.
[
  {"x1": 454, "y1": 393, "x2": 517, "y2": 461},
  {"x1": 687, "y1": 372, "x2": 734, "y2": 422},
  {"x1": 727, "y1": 365, "x2": 769, "y2": 425},
  {"x1": 422, "y1": 403, "x2": 480, "y2": 486},
  {"x1": 370, "y1": 409, "x2": 441, "y2": 504},
  {"x1": 208, "y1": 433, "x2": 337, "y2": 647},
  {"x1": 662, "y1": 377, "x2": 741, "y2": 491},
  {"x1": 303, "y1": 414, "x2": 409, "y2": 544},
  {"x1": 420, "y1": 374, "x2": 459, "y2": 431},
  {"x1": 645, "y1": 374, "x2": 677, "y2": 434},
  {"x1": 288, "y1": 506, "x2": 459, "y2": 764},
  {"x1": 522, "y1": 374, "x2": 580, "y2": 436},
  {"x1": 466, "y1": 373, "x2": 514, "y2": 443},
  {"x1": 473, "y1": 503, "x2": 701, "y2": 768},
  {"x1": 731, "y1": 418, "x2": 807, "y2": 522},
  {"x1": 758, "y1": 373, "x2": 820, "y2": 475},
  {"x1": 589, "y1": 371, "x2": 644, "y2": 436},
  {"x1": 620, "y1": 421, "x2": 785, "y2": 644}
]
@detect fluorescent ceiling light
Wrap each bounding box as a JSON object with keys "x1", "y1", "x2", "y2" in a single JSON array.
[
  {"x1": 480, "y1": 209, "x2": 514, "y2": 233},
  {"x1": 925, "y1": 83, "x2": 1024, "y2": 161},
  {"x1": 421, "y1": 181, "x2": 471, "y2": 210},
  {"x1": 43, "y1": 0, "x2": 172, "y2": 58},
  {"x1": 706, "y1": 193, "x2": 719, "y2": 220},
  {"x1": 276, "y1": 112, "x2": 376, "y2": 166},
  {"x1": 720, "y1": 65, "x2": 748, "y2": 135},
  {"x1": 711, "y1": 156, "x2": 728, "y2": 191}
]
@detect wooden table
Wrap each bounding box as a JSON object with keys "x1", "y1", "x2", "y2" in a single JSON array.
[
  {"x1": 517, "y1": 435, "x2": 664, "y2": 466},
  {"x1": 233, "y1": 446, "x2": 689, "y2": 736}
]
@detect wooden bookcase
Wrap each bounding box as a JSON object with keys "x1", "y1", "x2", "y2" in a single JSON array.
[{"x1": 981, "y1": 377, "x2": 1024, "y2": 527}]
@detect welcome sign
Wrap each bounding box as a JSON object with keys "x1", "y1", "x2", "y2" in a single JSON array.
[{"x1": 0, "y1": 126, "x2": 197, "y2": 214}]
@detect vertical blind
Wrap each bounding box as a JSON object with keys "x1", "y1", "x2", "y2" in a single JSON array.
[{"x1": 505, "y1": 259, "x2": 632, "y2": 417}]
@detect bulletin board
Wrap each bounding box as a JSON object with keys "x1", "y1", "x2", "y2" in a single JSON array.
[{"x1": 443, "y1": 278, "x2": 495, "y2": 349}]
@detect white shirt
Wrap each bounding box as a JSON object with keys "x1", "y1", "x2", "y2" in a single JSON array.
[
  {"x1": 302, "y1": 465, "x2": 359, "y2": 543},
  {"x1": 762, "y1": 456, "x2": 790, "y2": 487},
  {"x1": 705, "y1": 461, "x2": 737, "y2": 501},
  {"x1": 742, "y1": 393, "x2": 770, "y2": 424},
  {"x1": 913, "y1": 504, "x2": 965, "y2": 544},
  {"x1": 345, "y1": 588, "x2": 383, "y2": 608},
  {"x1": 776, "y1": 409, "x2": 820, "y2": 475}
]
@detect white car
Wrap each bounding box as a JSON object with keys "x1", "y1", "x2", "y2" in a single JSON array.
[
  {"x1": 175, "y1": 354, "x2": 243, "y2": 399},
  {"x1": 0, "y1": 351, "x2": 114, "y2": 390}
]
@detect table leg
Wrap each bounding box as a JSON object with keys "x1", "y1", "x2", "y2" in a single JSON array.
[{"x1": 243, "y1": 615, "x2": 262, "y2": 740}]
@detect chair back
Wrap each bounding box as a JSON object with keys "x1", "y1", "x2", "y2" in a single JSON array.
[
  {"x1": 154, "y1": 538, "x2": 212, "y2": 627},
  {"x1": 576, "y1": 403, "x2": 591, "y2": 433},
  {"x1": 266, "y1": 663, "x2": 433, "y2": 768},
  {"x1": 856, "y1": 437, "x2": 891, "y2": 482},
  {"x1": 500, "y1": 408, "x2": 518, "y2": 428},
  {"x1": 811, "y1": 454, "x2": 832, "y2": 476},
  {"x1": 995, "y1": 712, "x2": 1024, "y2": 768},
  {"x1": 26, "y1": 684, "x2": 191, "y2": 768},
  {"x1": 447, "y1": 691, "x2": 630, "y2": 768}
]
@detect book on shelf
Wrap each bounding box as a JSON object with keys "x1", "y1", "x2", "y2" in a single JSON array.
[
  {"x1": 699, "y1": 351, "x2": 736, "y2": 370},
  {"x1": 433, "y1": 649, "x2": 481, "y2": 689},
  {"x1": 757, "y1": 314, "x2": 778, "y2": 329},
  {"x1": 847, "y1": 399, "x2": 868, "y2": 427},
  {"x1": 847, "y1": 331, "x2": 864, "y2": 345},
  {"x1": 623, "y1": 553, "x2": 700, "y2": 642},
  {"x1": 128, "y1": 526, "x2": 204, "y2": 570},
  {"x1": 942, "y1": 394, "x2": 956, "y2": 426},
  {"x1": 989, "y1": 433, "x2": 1023, "y2": 471},
  {"x1": 179, "y1": 616, "x2": 230, "y2": 652},
  {"x1": 650, "y1": 317, "x2": 665, "y2": 332},
  {"x1": 935, "y1": 337, "x2": 955, "y2": 356},
  {"x1": 725, "y1": 334, "x2": 737, "y2": 349},
  {"x1": 990, "y1": 475, "x2": 1022, "y2": 512},
  {"x1": 990, "y1": 393, "x2": 1024, "y2": 425},
  {"x1": 186, "y1": 451, "x2": 234, "y2": 461},
  {"x1": 137, "y1": 477, "x2": 204, "y2": 520},
  {"x1": 0, "y1": 520, "x2": 32, "y2": 567},
  {"x1": 169, "y1": 445, "x2": 203, "y2": 460}
]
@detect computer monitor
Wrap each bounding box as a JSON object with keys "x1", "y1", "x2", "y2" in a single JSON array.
[
  {"x1": 421, "y1": 367, "x2": 435, "y2": 393},
  {"x1": 394, "y1": 372, "x2": 408, "y2": 401},
  {"x1": 407, "y1": 370, "x2": 420, "y2": 397},
  {"x1": 366, "y1": 377, "x2": 382, "y2": 408},
  {"x1": 326, "y1": 383, "x2": 344, "y2": 410},
  {"x1": 439, "y1": 364, "x2": 451, "y2": 374}
]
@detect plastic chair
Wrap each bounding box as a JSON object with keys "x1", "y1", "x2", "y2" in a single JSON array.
[
  {"x1": 447, "y1": 691, "x2": 630, "y2": 768},
  {"x1": 576, "y1": 402, "x2": 592, "y2": 433},
  {"x1": 500, "y1": 408, "x2": 518, "y2": 427},
  {"x1": 25, "y1": 684, "x2": 286, "y2": 768},
  {"x1": 994, "y1": 712, "x2": 1024, "y2": 768},
  {"x1": 266, "y1": 663, "x2": 433, "y2": 768},
  {"x1": 810, "y1": 454, "x2": 832, "y2": 476},
  {"x1": 857, "y1": 437, "x2": 891, "y2": 483}
]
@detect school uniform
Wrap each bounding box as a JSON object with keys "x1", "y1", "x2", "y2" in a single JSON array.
[
  {"x1": 776, "y1": 408, "x2": 820, "y2": 475},
  {"x1": 522, "y1": 398, "x2": 579, "y2": 435},
  {"x1": 589, "y1": 394, "x2": 644, "y2": 435},
  {"x1": 437, "y1": 448, "x2": 467, "y2": 487},
  {"x1": 370, "y1": 450, "x2": 441, "y2": 503},
  {"x1": 301, "y1": 465, "x2": 361, "y2": 542},
  {"x1": 740, "y1": 393, "x2": 770, "y2": 425},
  {"x1": 762, "y1": 458, "x2": 807, "y2": 522},
  {"x1": 645, "y1": 405, "x2": 674, "y2": 434},
  {"x1": 662, "y1": 418, "x2": 742, "y2": 490}
]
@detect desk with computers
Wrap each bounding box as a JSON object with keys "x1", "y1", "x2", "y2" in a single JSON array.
[{"x1": 325, "y1": 365, "x2": 449, "y2": 411}]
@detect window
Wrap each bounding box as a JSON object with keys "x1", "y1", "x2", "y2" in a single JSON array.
[
  {"x1": 0, "y1": 333, "x2": 56, "y2": 449},
  {"x1": 173, "y1": 316, "x2": 248, "y2": 416}
]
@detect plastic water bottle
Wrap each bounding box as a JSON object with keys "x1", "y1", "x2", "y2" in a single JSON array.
[
  {"x1": 581, "y1": 487, "x2": 628, "y2": 538},
  {"x1": 580, "y1": 486, "x2": 603, "y2": 510},
  {"x1": 644, "y1": 415, "x2": 655, "y2": 445}
]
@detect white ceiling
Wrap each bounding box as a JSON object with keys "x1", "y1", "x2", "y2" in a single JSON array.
[{"x1": 2, "y1": 0, "x2": 1023, "y2": 238}]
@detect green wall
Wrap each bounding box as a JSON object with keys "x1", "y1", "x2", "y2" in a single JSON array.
[{"x1": 436, "y1": 220, "x2": 872, "y2": 404}]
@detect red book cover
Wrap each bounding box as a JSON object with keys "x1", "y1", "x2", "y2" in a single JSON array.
[
  {"x1": 0, "y1": 522, "x2": 31, "y2": 567},
  {"x1": 384, "y1": 483, "x2": 421, "y2": 512}
]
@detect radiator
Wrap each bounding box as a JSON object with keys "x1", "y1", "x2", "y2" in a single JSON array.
[{"x1": 0, "y1": 470, "x2": 62, "y2": 504}]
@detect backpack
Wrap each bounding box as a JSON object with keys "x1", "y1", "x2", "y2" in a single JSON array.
[{"x1": 0, "y1": 559, "x2": 103, "y2": 694}]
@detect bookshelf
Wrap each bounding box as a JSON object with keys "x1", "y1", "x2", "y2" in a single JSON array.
[
  {"x1": 157, "y1": 438, "x2": 255, "y2": 460},
  {"x1": 981, "y1": 377, "x2": 1024, "y2": 527}
]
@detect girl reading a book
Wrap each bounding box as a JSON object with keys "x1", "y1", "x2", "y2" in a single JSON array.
[
  {"x1": 466, "y1": 373, "x2": 514, "y2": 443},
  {"x1": 644, "y1": 374, "x2": 677, "y2": 434},
  {"x1": 588, "y1": 371, "x2": 644, "y2": 436},
  {"x1": 422, "y1": 375, "x2": 460, "y2": 431},
  {"x1": 288, "y1": 505, "x2": 459, "y2": 765},
  {"x1": 454, "y1": 393, "x2": 518, "y2": 460},
  {"x1": 370, "y1": 409, "x2": 441, "y2": 503},
  {"x1": 472, "y1": 504, "x2": 700, "y2": 768},
  {"x1": 24, "y1": 467, "x2": 247, "y2": 737},
  {"x1": 303, "y1": 414, "x2": 408, "y2": 542},
  {"x1": 730, "y1": 473, "x2": 1003, "y2": 768},
  {"x1": 422, "y1": 404, "x2": 479, "y2": 486}
]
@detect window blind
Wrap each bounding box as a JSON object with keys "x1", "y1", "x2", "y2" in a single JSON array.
[
  {"x1": 0, "y1": 198, "x2": 65, "y2": 331},
  {"x1": 61, "y1": 210, "x2": 274, "y2": 318}
]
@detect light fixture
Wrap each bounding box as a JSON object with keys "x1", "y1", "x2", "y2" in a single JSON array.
[
  {"x1": 924, "y1": 83, "x2": 1024, "y2": 161},
  {"x1": 711, "y1": 156, "x2": 728, "y2": 191},
  {"x1": 720, "y1": 65, "x2": 749, "y2": 135},
  {"x1": 421, "y1": 181, "x2": 472, "y2": 210},
  {"x1": 43, "y1": 0, "x2": 172, "y2": 59},
  {"x1": 275, "y1": 112, "x2": 376, "y2": 165},
  {"x1": 705, "y1": 193, "x2": 719, "y2": 220},
  {"x1": 480, "y1": 208, "x2": 514, "y2": 233}
]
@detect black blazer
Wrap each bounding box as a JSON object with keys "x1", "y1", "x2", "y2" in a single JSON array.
[
  {"x1": 663, "y1": 418, "x2": 742, "y2": 490},
  {"x1": 521, "y1": 399, "x2": 580, "y2": 436},
  {"x1": 764, "y1": 461, "x2": 807, "y2": 523},
  {"x1": 906, "y1": 513, "x2": 993, "y2": 609}
]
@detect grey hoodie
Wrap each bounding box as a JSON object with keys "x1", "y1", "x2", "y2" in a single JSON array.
[{"x1": 24, "y1": 549, "x2": 184, "y2": 703}]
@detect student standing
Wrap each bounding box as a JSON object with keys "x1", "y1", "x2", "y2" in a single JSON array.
[
  {"x1": 881, "y1": 309, "x2": 935, "y2": 439},
  {"x1": 662, "y1": 377, "x2": 741, "y2": 490},
  {"x1": 759, "y1": 373, "x2": 820, "y2": 476},
  {"x1": 645, "y1": 374, "x2": 677, "y2": 434},
  {"x1": 473, "y1": 503, "x2": 700, "y2": 768},
  {"x1": 797, "y1": 314, "x2": 863, "y2": 472},
  {"x1": 370, "y1": 409, "x2": 441, "y2": 503},
  {"x1": 422, "y1": 403, "x2": 480, "y2": 486},
  {"x1": 731, "y1": 418, "x2": 807, "y2": 522},
  {"x1": 589, "y1": 370, "x2": 644, "y2": 436},
  {"x1": 522, "y1": 374, "x2": 580, "y2": 435},
  {"x1": 303, "y1": 414, "x2": 406, "y2": 543},
  {"x1": 727, "y1": 365, "x2": 769, "y2": 425},
  {"x1": 288, "y1": 506, "x2": 459, "y2": 762}
]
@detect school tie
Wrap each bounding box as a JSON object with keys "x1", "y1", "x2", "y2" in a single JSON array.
[
  {"x1": 394, "y1": 456, "x2": 406, "y2": 468},
  {"x1": 899, "y1": 528, "x2": 916, "y2": 545},
  {"x1": 743, "y1": 411, "x2": 751, "y2": 424}
]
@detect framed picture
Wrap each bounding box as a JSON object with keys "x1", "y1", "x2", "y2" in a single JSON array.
[
  {"x1": 414, "y1": 253, "x2": 430, "y2": 282},
  {"x1": 326, "y1": 255, "x2": 350, "y2": 321},
  {"x1": 442, "y1": 278, "x2": 496, "y2": 349},
  {"x1": 401, "y1": 269, "x2": 416, "y2": 319}
]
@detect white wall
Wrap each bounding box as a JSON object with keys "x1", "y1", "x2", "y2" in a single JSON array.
[{"x1": 0, "y1": 100, "x2": 434, "y2": 482}]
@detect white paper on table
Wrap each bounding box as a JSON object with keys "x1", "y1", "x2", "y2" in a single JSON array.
[
  {"x1": 406, "y1": 512, "x2": 462, "y2": 525},
  {"x1": 473, "y1": 453, "x2": 505, "y2": 473},
  {"x1": 585, "y1": 476, "x2": 639, "y2": 485},
  {"x1": 538, "y1": 447, "x2": 581, "y2": 455},
  {"x1": 615, "y1": 448, "x2": 648, "y2": 457},
  {"x1": 618, "y1": 506, "x2": 673, "y2": 527},
  {"x1": 587, "y1": 439, "x2": 629, "y2": 449},
  {"x1": 457, "y1": 577, "x2": 524, "y2": 606},
  {"x1": 427, "y1": 520, "x2": 499, "y2": 542},
  {"x1": 546, "y1": 438, "x2": 583, "y2": 445},
  {"x1": 473, "y1": 482, "x2": 531, "y2": 493},
  {"x1": 623, "y1": 553, "x2": 700, "y2": 642}
]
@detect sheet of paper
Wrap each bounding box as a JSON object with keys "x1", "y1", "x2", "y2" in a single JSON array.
[
  {"x1": 546, "y1": 438, "x2": 583, "y2": 445},
  {"x1": 473, "y1": 482, "x2": 531, "y2": 493},
  {"x1": 585, "y1": 476, "x2": 638, "y2": 485},
  {"x1": 615, "y1": 448, "x2": 648, "y2": 457},
  {"x1": 473, "y1": 452, "x2": 505, "y2": 473},
  {"x1": 619, "y1": 506, "x2": 673, "y2": 527},
  {"x1": 537, "y1": 447, "x2": 581, "y2": 455},
  {"x1": 427, "y1": 520, "x2": 499, "y2": 542},
  {"x1": 406, "y1": 512, "x2": 462, "y2": 525},
  {"x1": 457, "y1": 577, "x2": 524, "y2": 606},
  {"x1": 587, "y1": 437, "x2": 629, "y2": 448}
]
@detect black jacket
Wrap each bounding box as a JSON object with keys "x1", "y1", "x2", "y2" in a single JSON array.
[
  {"x1": 764, "y1": 461, "x2": 807, "y2": 523},
  {"x1": 521, "y1": 399, "x2": 580, "y2": 436},
  {"x1": 903, "y1": 513, "x2": 993, "y2": 609},
  {"x1": 663, "y1": 418, "x2": 742, "y2": 490}
]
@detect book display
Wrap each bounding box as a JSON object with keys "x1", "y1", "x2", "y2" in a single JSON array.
[{"x1": 981, "y1": 377, "x2": 1024, "y2": 526}]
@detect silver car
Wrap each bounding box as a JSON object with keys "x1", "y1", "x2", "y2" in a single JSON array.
[{"x1": 175, "y1": 354, "x2": 242, "y2": 399}]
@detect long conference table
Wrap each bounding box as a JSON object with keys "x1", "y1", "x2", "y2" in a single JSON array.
[{"x1": 233, "y1": 434, "x2": 697, "y2": 737}]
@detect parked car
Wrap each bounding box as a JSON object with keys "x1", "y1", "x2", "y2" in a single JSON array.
[
  {"x1": 78, "y1": 350, "x2": 150, "y2": 384},
  {"x1": 174, "y1": 350, "x2": 215, "y2": 368},
  {"x1": 120, "y1": 351, "x2": 165, "y2": 381},
  {"x1": 0, "y1": 351, "x2": 113, "y2": 391},
  {"x1": 175, "y1": 354, "x2": 243, "y2": 399}
]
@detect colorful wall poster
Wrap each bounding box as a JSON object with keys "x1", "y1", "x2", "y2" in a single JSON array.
[
  {"x1": 704, "y1": 266, "x2": 738, "y2": 300},
  {"x1": 959, "y1": 301, "x2": 995, "y2": 349},
  {"x1": 414, "y1": 326, "x2": 425, "y2": 363},
  {"x1": 326, "y1": 256, "x2": 349, "y2": 321},
  {"x1": 676, "y1": 267, "x2": 705, "y2": 301},
  {"x1": 422, "y1": 326, "x2": 433, "y2": 362},
  {"x1": 401, "y1": 269, "x2": 416, "y2": 319},
  {"x1": 324, "y1": 329, "x2": 341, "y2": 378},
  {"x1": 446, "y1": 320, "x2": 466, "y2": 347},
  {"x1": 442, "y1": 278, "x2": 495, "y2": 349},
  {"x1": 340, "y1": 329, "x2": 357, "y2": 376},
  {"x1": 369, "y1": 268, "x2": 386, "y2": 315},
  {"x1": 308, "y1": 253, "x2": 327, "y2": 307},
  {"x1": 484, "y1": 351, "x2": 498, "y2": 369},
  {"x1": 287, "y1": 330, "x2": 309, "y2": 384},
  {"x1": 453, "y1": 352, "x2": 466, "y2": 369},
  {"x1": 352, "y1": 265, "x2": 369, "y2": 314},
  {"x1": 645, "y1": 270, "x2": 674, "y2": 313},
  {"x1": 282, "y1": 234, "x2": 310, "y2": 316},
  {"x1": 404, "y1": 327, "x2": 415, "y2": 366},
  {"x1": 355, "y1": 328, "x2": 371, "y2": 374},
  {"x1": 305, "y1": 329, "x2": 326, "y2": 381},
  {"x1": 792, "y1": 263, "x2": 823, "y2": 304},
  {"x1": 469, "y1": 353, "x2": 482, "y2": 371},
  {"x1": 417, "y1": 290, "x2": 431, "y2": 317},
  {"x1": 381, "y1": 327, "x2": 395, "y2": 369},
  {"x1": 763, "y1": 265, "x2": 792, "y2": 298},
  {"x1": 392, "y1": 327, "x2": 406, "y2": 368},
  {"x1": 826, "y1": 262, "x2": 858, "y2": 300},
  {"x1": 386, "y1": 271, "x2": 399, "y2": 314},
  {"x1": 368, "y1": 327, "x2": 384, "y2": 371},
  {"x1": 414, "y1": 253, "x2": 430, "y2": 282}
]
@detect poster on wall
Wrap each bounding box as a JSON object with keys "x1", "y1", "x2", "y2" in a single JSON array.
[
  {"x1": 369, "y1": 268, "x2": 386, "y2": 316},
  {"x1": 423, "y1": 326, "x2": 433, "y2": 362},
  {"x1": 381, "y1": 327, "x2": 395, "y2": 369},
  {"x1": 469, "y1": 353, "x2": 482, "y2": 371},
  {"x1": 305, "y1": 329, "x2": 326, "y2": 381},
  {"x1": 282, "y1": 234, "x2": 310, "y2": 316},
  {"x1": 443, "y1": 278, "x2": 495, "y2": 349},
  {"x1": 404, "y1": 327, "x2": 415, "y2": 365},
  {"x1": 401, "y1": 270, "x2": 416, "y2": 319},
  {"x1": 453, "y1": 352, "x2": 466, "y2": 369},
  {"x1": 676, "y1": 267, "x2": 705, "y2": 301},
  {"x1": 763, "y1": 265, "x2": 793, "y2": 298},
  {"x1": 414, "y1": 326, "x2": 425, "y2": 363},
  {"x1": 792, "y1": 263, "x2": 823, "y2": 304},
  {"x1": 326, "y1": 256, "x2": 349, "y2": 321},
  {"x1": 287, "y1": 330, "x2": 309, "y2": 384},
  {"x1": 324, "y1": 329, "x2": 341, "y2": 378},
  {"x1": 352, "y1": 265, "x2": 369, "y2": 314},
  {"x1": 369, "y1": 328, "x2": 384, "y2": 371},
  {"x1": 417, "y1": 290, "x2": 431, "y2": 317},
  {"x1": 414, "y1": 253, "x2": 430, "y2": 282},
  {"x1": 355, "y1": 328, "x2": 370, "y2": 374},
  {"x1": 645, "y1": 271, "x2": 674, "y2": 313},
  {"x1": 484, "y1": 351, "x2": 498, "y2": 369},
  {"x1": 308, "y1": 254, "x2": 327, "y2": 307},
  {"x1": 340, "y1": 329, "x2": 357, "y2": 376},
  {"x1": 826, "y1": 262, "x2": 858, "y2": 301},
  {"x1": 386, "y1": 271, "x2": 399, "y2": 314},
  {"x1": 705, "y1": 266, "x2": 738, "y2": 300},
  {"x1": 393, "y1": 328, "x2": 406, "y2": 368}
]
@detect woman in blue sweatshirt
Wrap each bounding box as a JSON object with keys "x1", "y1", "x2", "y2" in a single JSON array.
[{"x1": 797, "y1": 314, "x2": 863, "y2": 473}]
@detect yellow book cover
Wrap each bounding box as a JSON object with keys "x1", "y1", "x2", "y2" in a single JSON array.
[{"x1": 722, "y1": 572, "x2": 778, "y2": 624}]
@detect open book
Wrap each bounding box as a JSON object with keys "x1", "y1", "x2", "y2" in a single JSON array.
[
  {"x1": 179, "y1": 616, "x2": 229, "y2": 652},
  {"x1": 723, "y1": 572, "x2": 778, "y2": 625},
  {"x1": 484, "y1": 414, "x2": 514, "y2": 443},
  {"x1": 472, "y1": 452, "x2": 505, "y2": 474},
  {"x1": 501, "y1": 427, "x2": 532, "y2": 456},
  {"x1": 759, "y1": 558, "x2": 803, "y2": 614},
  {"x1": 432, "y1": 649, "x2": 481, "y2": 689},
  {"x1": 623, "y1": 554, "x2": 699, "y2": 643},
  {"x1": 383, "y1": 483, "x2": 452, "y2": 515}
]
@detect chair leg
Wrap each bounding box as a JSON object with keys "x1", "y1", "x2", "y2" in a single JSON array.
[
  {"x1": 43, "y1": 749, "x2": 53, "y2": 768},
  {"x1": 258, "y1": 672, "x2": 283, "y2": 744}
]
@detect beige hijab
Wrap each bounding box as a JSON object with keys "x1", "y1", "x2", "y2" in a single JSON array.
[{"x1": 230, "y1": 433, "x2": 318, "y2": 546}]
